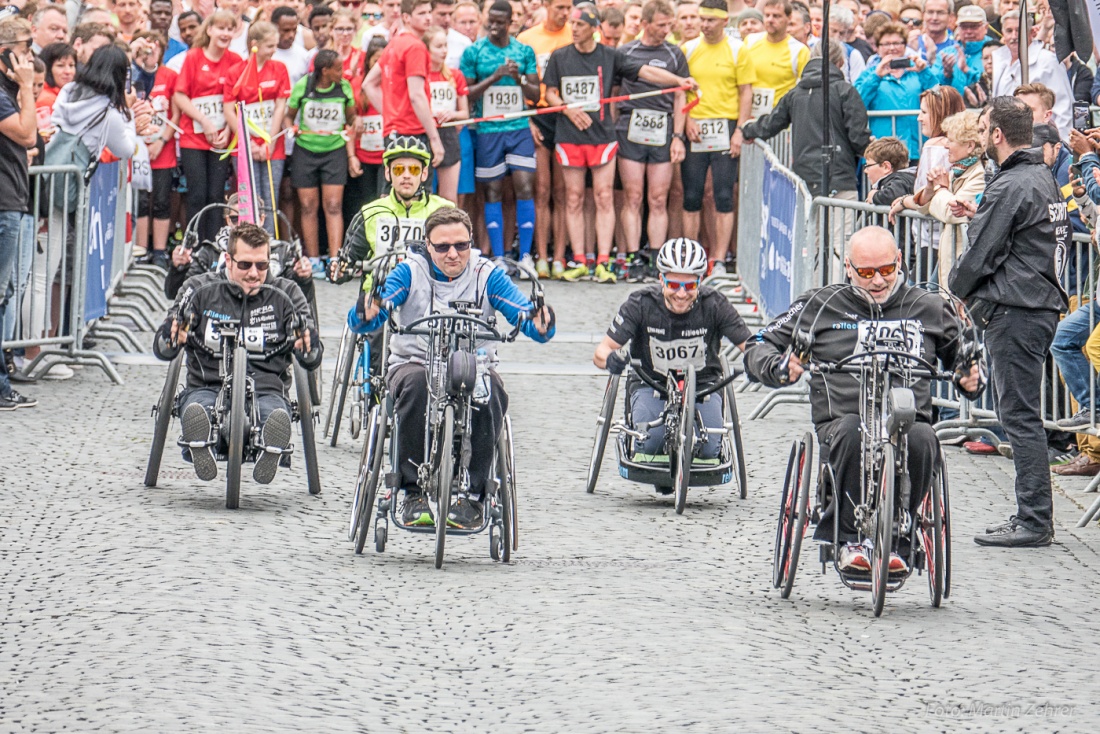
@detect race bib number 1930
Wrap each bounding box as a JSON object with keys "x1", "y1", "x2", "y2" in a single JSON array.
[
  {"x1": 648, "y1": 336, "x2": 707, "y2": 375},
  {"x1": 483, "y1": 85, "x2": 523, "y2": 117}
]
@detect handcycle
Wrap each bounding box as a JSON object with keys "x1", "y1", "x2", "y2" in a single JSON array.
[
  {"x1": 585, "y1": 354, "x2": 747, "y2": 514},
  {"x1": 772, "y1": 337, "x2": 961, "y2": 616},
  {"x1": 349, "y1": 259, "x2": 544, "y2": 567},
  {"x1": 323, "y1": 245, "x2": 406, "y2": 447},
  {"x1": 144, "y1": 283, "x2": 322, "y2": 509},
  {"x1": 178, "y1": 202, "x2": 323, "y2": 405}
]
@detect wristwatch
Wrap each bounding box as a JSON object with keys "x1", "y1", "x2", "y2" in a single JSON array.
[{"x1": 673, "y1": 132, "x2": 686, "y2": 142}]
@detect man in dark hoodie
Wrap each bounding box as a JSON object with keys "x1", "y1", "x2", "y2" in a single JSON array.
[
  {"x1": 741, "y1": 39, "x2": 870, "y2": 198},
  {"x1": 949, "y1": 97, "x2": 1069, "y2": 548}
]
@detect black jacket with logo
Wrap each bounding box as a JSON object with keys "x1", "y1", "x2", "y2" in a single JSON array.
[
  {"x1": 948, "y1": 147, "x2": 1069, "y2": 313},
  {"x1": 153, "y1": 271, "x2": 321, "y2": 396}
]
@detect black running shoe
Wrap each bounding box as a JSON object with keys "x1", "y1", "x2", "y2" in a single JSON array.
[
  {"x1": 0, "y1": 390, "x2": 37, "y2": 410},
  {"x1": 181, "y1": 402, "x2": 217, "y2": 481},
  {"x1": 253, "y1": 408, "x2": 292, "y2": 484}
]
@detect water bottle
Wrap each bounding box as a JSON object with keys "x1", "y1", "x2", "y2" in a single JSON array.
[{"x1": 474, "y1": 348, "x2": 490, "y2": 403}]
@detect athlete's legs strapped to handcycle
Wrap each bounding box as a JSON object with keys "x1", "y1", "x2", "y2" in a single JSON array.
[
  {"x1": 814, "y1": 414, "x2": 938, "y2": 544},
  {"x1": 628, "y1": 383, "x2": 724, "y2": 459},
  {"x1": 389, "y1": 362, "x2": 508, "y2": 498},
  {"x1": 176, "y1": 387, "x2": 290, "y2": 456}
]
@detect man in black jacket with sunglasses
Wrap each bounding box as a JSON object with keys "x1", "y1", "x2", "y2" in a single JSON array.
[{"x1": 747, "y1": 226, "x2": 983, "y2": 574}]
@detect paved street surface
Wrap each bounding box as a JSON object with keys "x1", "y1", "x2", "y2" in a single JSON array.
[{"x1": 3, "y1": 277, "x2": 1100, "y2": 733}]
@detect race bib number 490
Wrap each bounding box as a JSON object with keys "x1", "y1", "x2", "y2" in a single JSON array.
[
  {"x1": 561, "y1": 75, "x2": 600, "y2": 112},
  {"x1": 649, "y1": 336, "x2": 707, "y2": 375},
  {"x1": 430, "y1": 80, "x2": 457, "y2": 115},
  {"x1": 690, "y1": 118, "x2": 730, "y2": 153},
  {"x1": 377, "y1": 217, "x2": 425, "y2": 254},
  {"x1": 192, "y1": 95, "x2": 226, "y2": 133},
  {"x1": 483, "y1": 85, "x2": 523, "y2": 117},
  {"x1": 855, "y1": 319, "x2": 924, "y2": 359}
]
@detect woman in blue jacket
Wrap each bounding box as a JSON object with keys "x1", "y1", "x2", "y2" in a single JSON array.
[{"x1": 854, "y1": 22, "x2": 939, "y2": 162}]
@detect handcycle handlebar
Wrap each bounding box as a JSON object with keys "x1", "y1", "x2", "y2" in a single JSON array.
[
  {"x1": 397, "y1": 310, "x2": 518, "y2": 344},
  {"x1": 805, "y1": 348, "x2": 956, "y2": 382},
  {"x1": 628, "y1": 359, "x2": 742, "y2": 399}
]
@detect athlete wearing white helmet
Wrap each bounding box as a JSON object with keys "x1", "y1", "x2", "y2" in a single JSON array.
[{"x1": 592, "y1": 238, "x2": 751, "y2": 464}]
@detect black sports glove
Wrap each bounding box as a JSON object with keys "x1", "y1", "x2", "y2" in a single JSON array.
[{"x1": 605, "y1": 350, "x2": 628, "y2": 375}]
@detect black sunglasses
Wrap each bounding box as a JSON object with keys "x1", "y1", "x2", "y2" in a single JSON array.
[
  {"x1": 230, "y1": 256, "x2": 270, "y2": 271},
  {"x1": 428, "y1": 239, "x2": 472, "y2": 253}
]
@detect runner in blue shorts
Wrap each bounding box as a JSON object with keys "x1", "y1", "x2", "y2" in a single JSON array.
[{"x1": 460, "y1": 0, "x2": 541, "y2": 272}]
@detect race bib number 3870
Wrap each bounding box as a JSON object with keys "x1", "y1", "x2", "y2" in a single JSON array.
[{"x1": 377, "y1": 217, "x2": 425, "y2": 254}]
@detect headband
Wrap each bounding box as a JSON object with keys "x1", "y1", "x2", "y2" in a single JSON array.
[
  {"x1": 699, "y1": 7, "x2": 729, "y2": 19},
  {"x1": 571, "y1": 6, "x2": 600, "y2": 26}
]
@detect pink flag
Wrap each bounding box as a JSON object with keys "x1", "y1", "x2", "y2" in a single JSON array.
[{"x1": 235, "y1": 102, "x2": 261, "y2": 224}]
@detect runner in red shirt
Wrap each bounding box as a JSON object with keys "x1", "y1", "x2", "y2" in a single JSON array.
[
  {"x1": 423, "y1": 25, "x2": 468, "y2": 202},
  {"x1": 331, "y1": 10, "x2": 366, "y2": 89},
  {"x1": 224, "y1": 22, "x2": 292, "y2": 235},
  {"x1": 363, "y1": 0, "x2": 444, "y2": 166},
  {"x1": 135, "y1": 32, "x2": 179, "y2": 270},
  {"x1": 172, "y1": 10, "x2": 243, "y2": 243}
]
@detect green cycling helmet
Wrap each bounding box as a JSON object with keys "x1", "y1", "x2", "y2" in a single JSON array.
[{"x1": 383, "y1": 135, "x2": 432, "y2": 166}]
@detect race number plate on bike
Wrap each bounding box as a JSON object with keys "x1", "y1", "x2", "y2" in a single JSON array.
[
  {"x1": 649, "y1": 336, "x2": 707, "y2": 375},
  {"x1": 855, "y1": 319, "x2": 923, "y2": 359},
  {"x1": 377, "y1": 217, "x2": 425, "y2": 254},
  {"x1": 302, "y1": 99, "x2": 344, "y2": 134},
  {"x1": 359, "y1": 114, "x2": 384, "y2": 151},
  {"x1": 430, "y1": 81, "x2": 457, "y2": 115},
  {"x1": 243, "y1": 100, "x2": 275, "y2": 132},
  {"x1": 561, "y1": 75, "x2": 601, "y2": 112},
  {"x1": 203, "y1": 320, "x2": 223, "y2": 354},
  {"x1": 627, "y1": 109, "x2": 668, "y2": 146},
  {"x1": 192, "y1": 95, "x2": 226, "y2": 134},
  {"x1": 244, "y1": 326, "x2": 267, "y2": 353},
  {"x1": 483, "y1": 85, "x2": 523, "y2": 117},
  {"x1": 750, "y1": 87, "x2": 775, "y2": 118},
  {"x1": 690, "y1": 118, "x2": 730, "y2": 153}
]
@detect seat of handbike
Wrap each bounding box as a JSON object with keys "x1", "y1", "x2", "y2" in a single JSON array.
[{"x1": 616, "y1": 438, "x2": 733, "y2": 487}]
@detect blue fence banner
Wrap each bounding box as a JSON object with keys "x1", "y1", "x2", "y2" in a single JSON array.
[
  {"x1": 759, "y1": 157, "x2": 797, "y2": 317},
  {"x1": 85, "y1": 161, "x2": 120, "y2": 321}
]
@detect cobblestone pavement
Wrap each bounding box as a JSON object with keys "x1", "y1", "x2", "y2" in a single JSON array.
[{"x1": 3, "y1": 277, "x2": 1100, "y2": 733}]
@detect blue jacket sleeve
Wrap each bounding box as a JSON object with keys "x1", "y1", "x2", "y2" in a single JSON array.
[
  {"x1": 485, "y1": 267, "x2": 554, "y2": 343},
  {"x1": 347, "y1": 262, "x2": 413, "y2": 333},
  {"x1": 853, "y1": 66, "x2": 880, "y2": 105},
  {"x1": 1080, "y1": 153, "x2": 1100, "y2": 205}
]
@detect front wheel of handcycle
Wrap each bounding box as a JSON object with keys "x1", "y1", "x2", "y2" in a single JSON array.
[
  {"x1": 353, "y1": 404, "x2": 387, "y2": 554},
  {"x1": 294, "y1": 362, "x2": 322, "y2": 496},
  {"x1": 586, "y1": 373, "x2": 620, "y2": 493},
  {"x1": 226, "y1": 345, "x2": 248, "y2": 510},
  {"x1": 922, "y1": 459, "x2": 947, "y2": 608},
  {"x1": 490, "y1": 417, "x2": 516, "y2": 563},
  {"x1": 145, "y1": 352, "x2": 183, "y2": 488},
  {"x1": 323, "y1": 323, "x2": 353, "y2": 439},
  {"x1": 721, "y1": 356, "x2": 748, "y2": 500},
  {"x1": 306, "y1": 292, "x2": 323, "y2": 406},
  {"x1": 871, "y1": 443, "x2": 896, "y2": 617},
  {"x1": 773, "y1": 432, "x2": 813, "y2": 597},
  {"x1": 434, "y1": 403, "x2": 456, "y2": 569},
  {"x1": 673, "y1": 364, "x2": 696, "y2": 515},
  {"x1": 327, "y1": 326, "x2": 356, "y2": 446}
]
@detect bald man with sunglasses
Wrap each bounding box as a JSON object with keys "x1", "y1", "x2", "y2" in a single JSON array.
[
  {"x1": 349, "y1": 207, "x2": 554, "y2": 529},
  {"x1": 746, "y1": 226, "x2": 983, "y2": 573}
]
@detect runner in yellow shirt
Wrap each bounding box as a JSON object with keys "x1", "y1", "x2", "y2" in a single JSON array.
[
  {"x1": 746, "y1": 0, "x2": 810, "y2": 116},
  {"x1": 680, "y1": 0, "x2": 754, "y2": 274}
]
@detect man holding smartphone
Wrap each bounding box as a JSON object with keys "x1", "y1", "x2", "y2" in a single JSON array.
[{"x1": 0, "y1": 18, "x2": 38, "y2": 410}]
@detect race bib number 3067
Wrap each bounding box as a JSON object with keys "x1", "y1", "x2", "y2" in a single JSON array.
[{"x1": 648, "y1": 336, "x2": 707, "y2": 374}]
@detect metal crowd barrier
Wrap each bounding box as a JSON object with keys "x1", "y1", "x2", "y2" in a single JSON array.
[{"x1": 5, "y1": 165, "x2": 122, "y2": 383}]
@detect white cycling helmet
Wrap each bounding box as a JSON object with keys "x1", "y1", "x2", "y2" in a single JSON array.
[{"x1": 656, "y1": 238, "x2": 708, "y2": 277}]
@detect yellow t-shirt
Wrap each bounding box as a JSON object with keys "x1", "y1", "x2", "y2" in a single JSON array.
[
  {"x1": 517, "y1": 22, "x2": 573, "y2": 106},
  {"x1": 682, "y1": 36, "x2": 756, "y2": 120},
  {"x1": 746, "y1": 35, "x2": 810, "y2": 104}
]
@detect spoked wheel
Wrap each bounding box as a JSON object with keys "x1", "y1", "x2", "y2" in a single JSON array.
[
  {"x1": 226, "y1": 345, "x2": 248, "y2": 510},
  {"x1": 586, "y1": 373, "x2": 620, "y2": 493},
  {"x1": 871, "y1": 443, "x2": 896, "y2": 617},
  {"x1": 503, "y1": 416, "x2": 518, "y2": 552},
  {"x1": 673, "y1": 365, "x2": 696, "y2": 515},
  {"x1": 307, "y1": 293, "x2": 323, "y2": 406},
  {"x1": 326, "y1": 328, "x2": 356, "y2": 446},
  {"x1": 353, "y1": 405, "x2": 387, "y2": 554},
  {"x1": 490, "y1": 418, "x2": 515, "y2": 562},
  {"x1": 773, "y1": 433, "x2": 812, "y2": 597},
  {"x1": 350, "y1": 392, "x2": 364, "y2": 440},
  {"x1": 921, "y1": 468, "x2": 946, "y2": 608},
  {"x1": 720, "y1": 356, "x2": 747, "y2": 499},
  {"x1": 145, "y1": 352, "x2": 183, "y2": 487},
  {"x1": 942, "y1": 461, "x2": 952, "y2": 598},
  {"x1": 323, "y1": 324, "x2": 352, "y2": 438},
  {"x1": 294, "y1": 362, "x2": 322, "y2": 496},
  {"x1": 434, "y1": 404, "x2": 455, "y2": 569}
]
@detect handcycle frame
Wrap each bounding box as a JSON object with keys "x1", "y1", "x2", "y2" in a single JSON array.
[
  {"x1": 144, "y1": 282, "x2": 322, "y2": 509},
  {"x1": 773, "y1": 344, "x2": 954, "y2": 616},
  {"x1": 586, "y1": 354, "x2": 747, "y2": 514}
]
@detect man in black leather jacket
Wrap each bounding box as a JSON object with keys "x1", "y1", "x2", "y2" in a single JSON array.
[
  {"x1": 747, "y1": 227, "x2": 982, "y2": 573},
  {"x1": 949, "y1": 96, "x2": 1069, "y2": 548},
  {"x1": 153, "y1": 223, "x2": 323, "y2": 485}
]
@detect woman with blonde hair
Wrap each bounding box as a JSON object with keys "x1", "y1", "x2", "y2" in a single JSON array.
[
  {"x1": 890, "y1": 109, "x2": 984, "y2": 288},
  {"x1": 422, "y1": 24, "x2": 468, "y2": 203}
]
